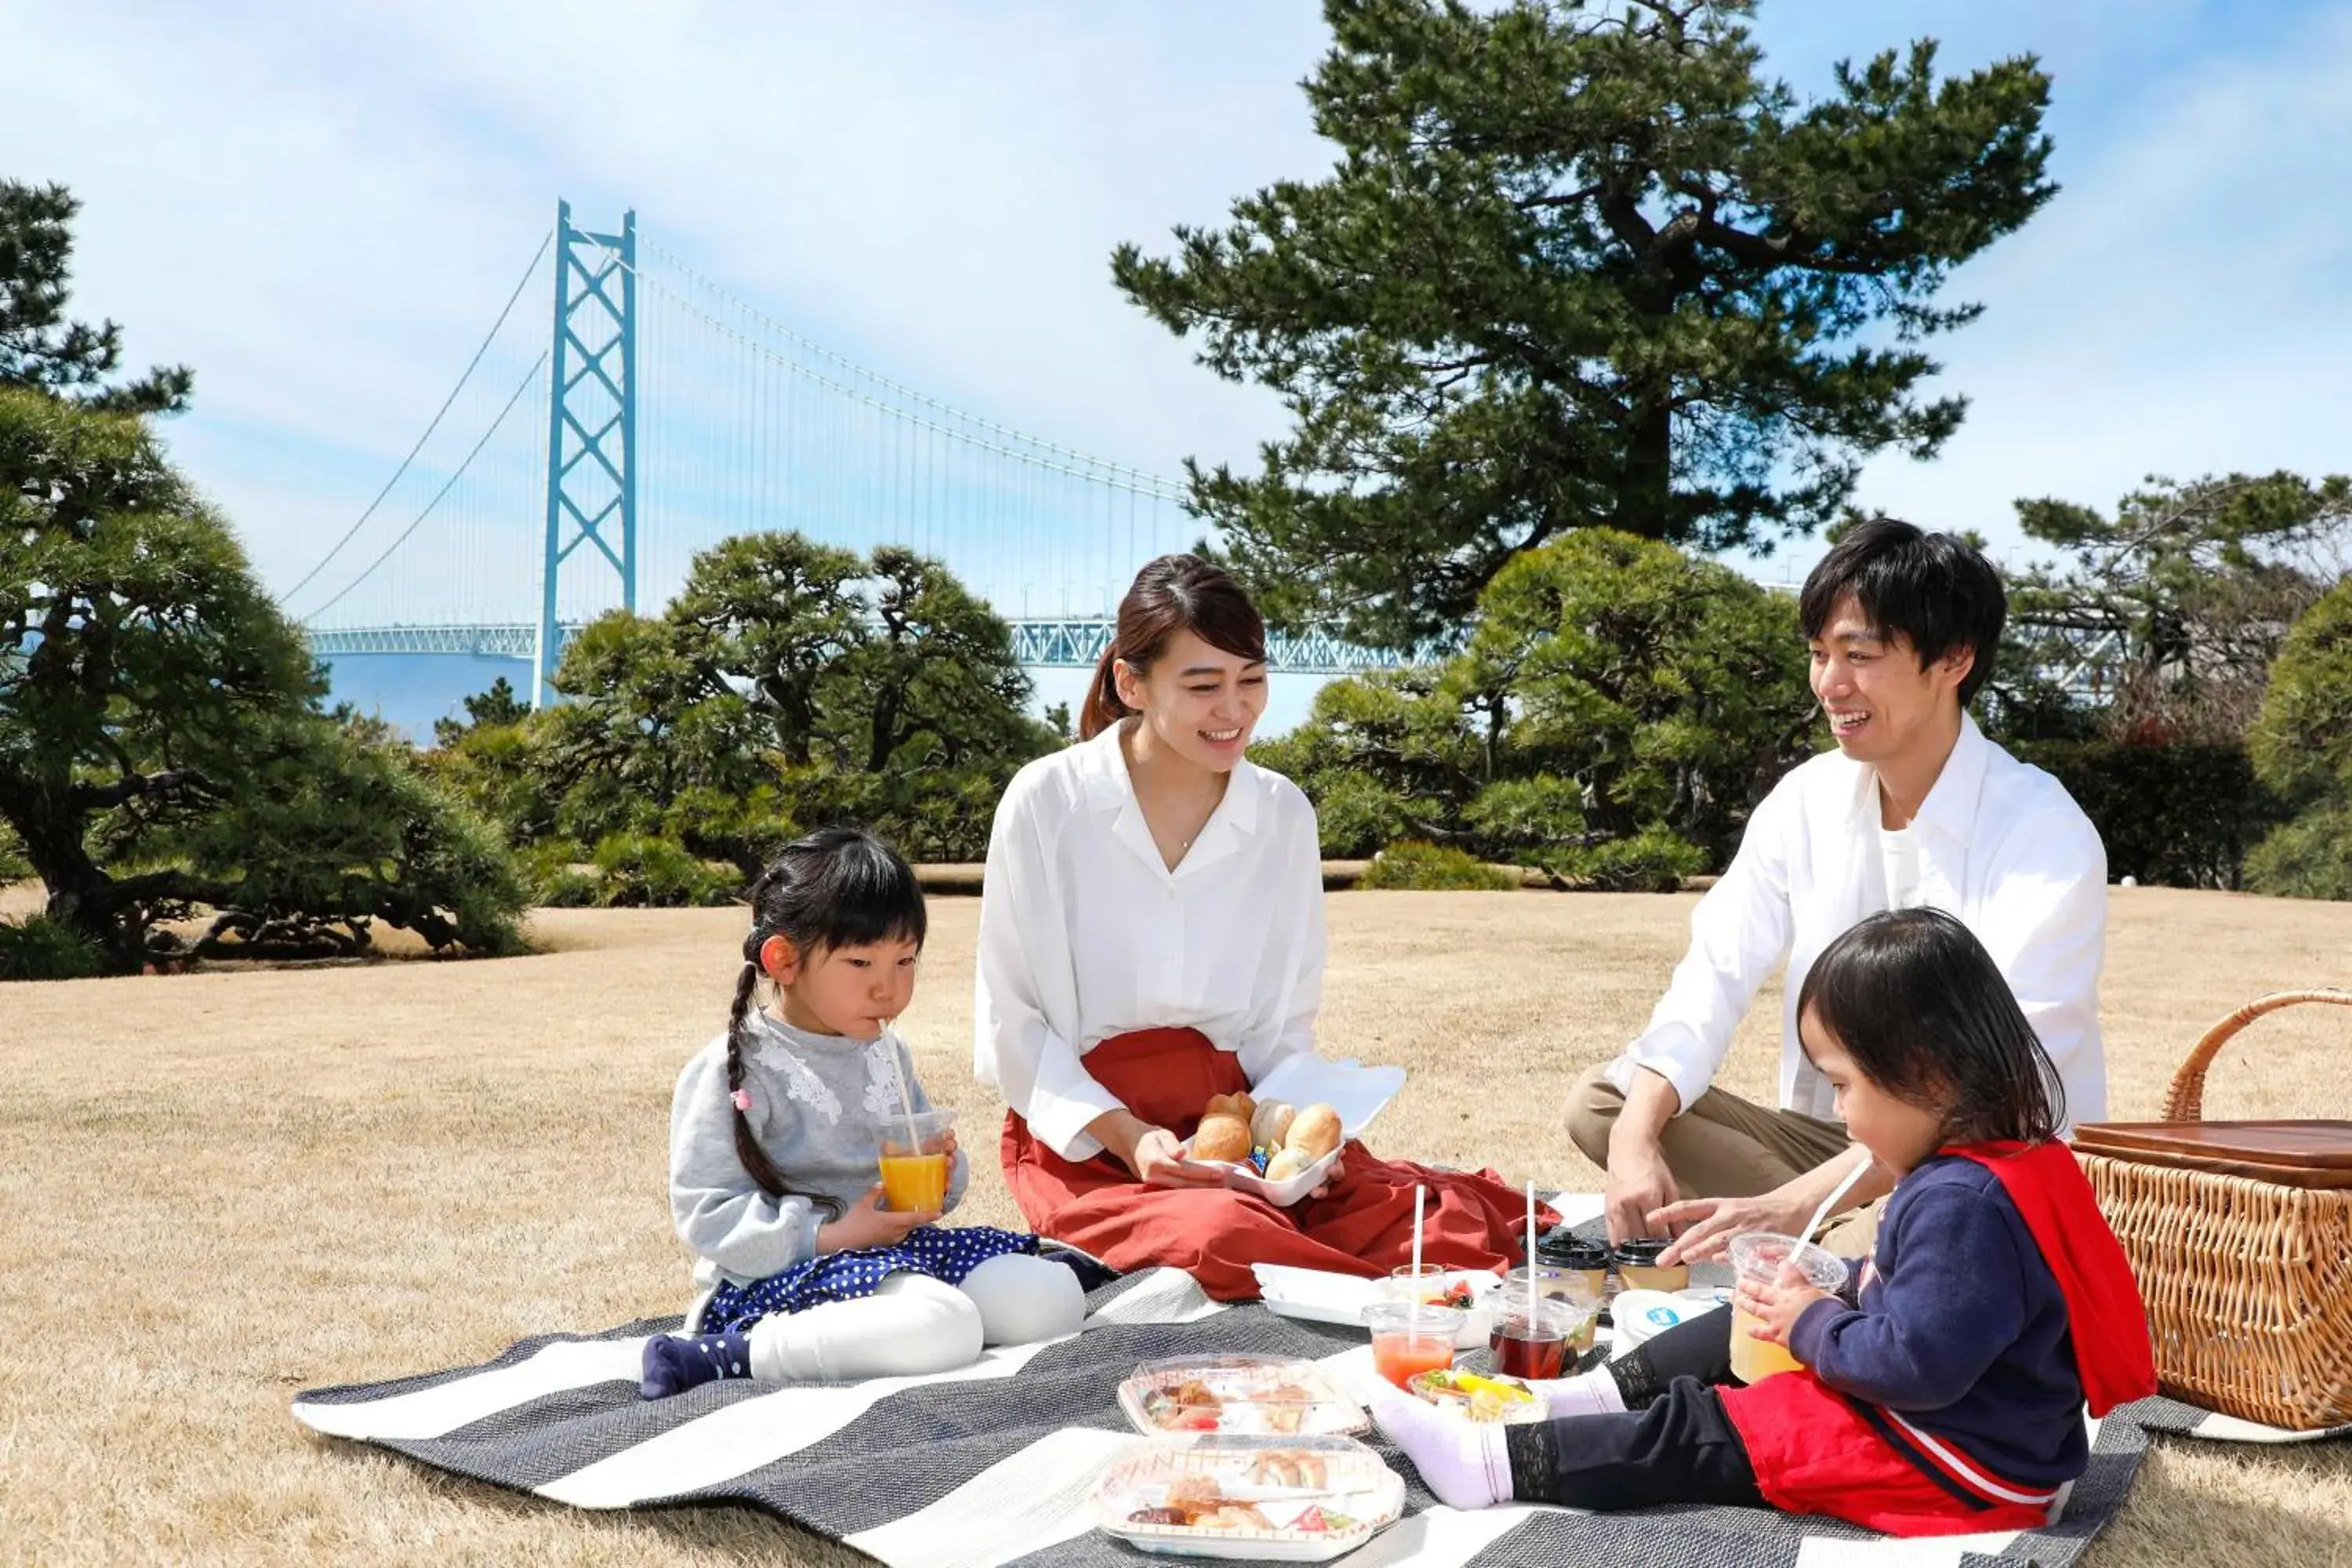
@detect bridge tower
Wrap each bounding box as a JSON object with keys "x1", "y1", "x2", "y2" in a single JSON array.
[{"x1": 536, "y1": 201, "x2": 637, "y2": 706}]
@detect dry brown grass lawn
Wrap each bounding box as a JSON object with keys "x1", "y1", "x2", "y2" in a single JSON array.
[{"x1": 4, "y1": 886, "x2": 2351, "y2": 1565}]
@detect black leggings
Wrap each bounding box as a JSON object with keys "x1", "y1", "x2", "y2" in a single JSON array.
[{"x1": 1501, "y1": 1309, "x2": 1766, "y2": 1511}]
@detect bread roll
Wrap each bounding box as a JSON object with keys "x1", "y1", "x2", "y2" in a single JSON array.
[
  {"x1": 1204, "y1": 1091, "x2": 1255, "y2": 1123},
  {"x1": 1264, "y1": 1147, "x2": 1314, "y2": 1183},
  {"x1": 1191, "y1": 1112, "x2": 1252, "y2": 1164},
  {"x1": 1284, "y1": 1104, "x2": 1342, "y2": 1161},
  {"x1": 1250, "y1": 1099, "x2": 1296, "y2": 1150}
]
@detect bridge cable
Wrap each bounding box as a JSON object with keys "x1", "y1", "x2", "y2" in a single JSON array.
[
  {"x1": 303, "y1": 352, "x2": 551, "y2": 622},
  {"x1": 575, "y1": 232, "x2": 1188, "y2": 502},
  {"x1": 281, "y1": 228, "x2": 554, "y2": 612}
]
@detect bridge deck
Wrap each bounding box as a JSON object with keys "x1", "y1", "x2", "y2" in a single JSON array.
[{"x1": 304, "y1": 619, "x2": 1403, "y2": 675}]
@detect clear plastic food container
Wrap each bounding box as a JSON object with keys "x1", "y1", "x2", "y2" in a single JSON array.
[
  {"x1": 1117, "y1": 1354, "x2": 1368, "y2": 1439},
  {"x1": 1094, "y1": 1433, "x2": 1404, "y2": 1561}
]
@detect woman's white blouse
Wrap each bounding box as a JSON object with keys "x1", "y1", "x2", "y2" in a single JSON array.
[{"x1": 974, "y1": 722, "x2": 1327, "y2": 1161}]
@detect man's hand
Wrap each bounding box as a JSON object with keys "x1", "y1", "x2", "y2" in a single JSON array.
[
  {"x1": 936, "y1": 1127, "x2": 959, "y2": 1160},
  {"x1": 818, "y1": 1185, "x2": 936, "y2": 1252},
  {"x1": 1735, "y1": 1261, "x2": 1835, "y2": 1350},
  {"x1": 1605, "y1": 1138, "x2": 1681, "y2": 1245},
  {"x1": 1649, "y1": 1189, "x2": 1813, "y2": 1266}
]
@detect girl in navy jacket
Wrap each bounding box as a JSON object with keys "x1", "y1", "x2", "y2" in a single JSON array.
[{"x1": 1374, "y1": 907, "x2": 2155, "y2": 1537}]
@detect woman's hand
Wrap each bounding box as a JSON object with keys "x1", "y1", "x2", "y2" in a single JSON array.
[
  {"x1": 1127, "y1": 1127, "x2": 1234, "y2": 1189},
  {"x1": 1305, "y1": 1148, "x2": 1345, "y2": 1201},
  {"x1": 1734, "y1": 1262, "x2": 1835, "y2": 1349},
  {"x1": 1083, "y1": 1109, "x2": 1228, "y2": 1189},
  {"x1": 935, "y1": 1127, "x2": 959, "y2": 1160},
  {"x1": 818, "y1": 1185, "x2": 937, "y2": 1253}
]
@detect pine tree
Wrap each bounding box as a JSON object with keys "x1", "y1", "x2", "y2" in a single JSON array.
[
  {"x1": 1115, "y1": 0, "x2": 2056, "y2": 649},
  {"x1": 0, "y1": 180, "x2": 193, "y2": 413}
]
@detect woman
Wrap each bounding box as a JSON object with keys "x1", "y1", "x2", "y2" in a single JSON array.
[{"x1": 974, "y1": 554, "x2": 1548, "y2": 1300}]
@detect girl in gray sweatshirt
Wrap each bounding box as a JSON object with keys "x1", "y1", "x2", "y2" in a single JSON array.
[{"x1": 641, "y1": 827, "x2": 1086, "y2": 1399}]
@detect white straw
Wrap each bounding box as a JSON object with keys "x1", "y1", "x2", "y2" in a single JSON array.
[
  {"x1": 884, "y1": 1022, "x2": 923, "y2": 1163},
  {"x1": 1525, "y1": 1180, "x2": 1538, "y2": 1320},
  {"x1": 1411, "y1": 1184, "x2": 1425, "y2": 1280},
  {"x1": 1800, "y1": 1153, "x2": 1873, "y2": 1245}
]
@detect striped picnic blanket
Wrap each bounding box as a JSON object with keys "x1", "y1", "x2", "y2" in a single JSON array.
[{"x1": 286, "y1": 1266, "x2": 2221, "y2": 1568}]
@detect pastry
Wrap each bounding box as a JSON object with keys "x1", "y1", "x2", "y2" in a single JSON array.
[
  {"x1": 1284, "y1": 1104, "x2": 1343, "y2": 1161},
  {"x1": 1192, "y1": 1113, "x2": 1252, "y2": 1164},
  {"x1": 1250, "y1": 1099, "x2": 1296, "y2": 1149}
]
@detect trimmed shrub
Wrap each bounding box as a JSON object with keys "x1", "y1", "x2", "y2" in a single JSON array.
[
  {"x1": 590, "y1": 833, "x2": 740, "y2": 908},
  {"x1": 0, "y1": 915, "x2": 105, "y2": 982},
  {"x1": 2246, "y1": 805, "x2": 2352, "y2": 902},
  {"x1": 1359, "y1": 841, "x2": 1518, "y2": 891},
  {"x1": 2012, "y1": 739, "x2": 2283, "y2": 891}
]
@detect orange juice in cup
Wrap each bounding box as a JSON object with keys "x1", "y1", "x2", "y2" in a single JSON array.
[
  {"x1": 879, "y1": 1109, "x2": 953, "y2": 1213},
  {"x1": 1726, "y1": 1231, "x2": 1847, "y2": 1383}
]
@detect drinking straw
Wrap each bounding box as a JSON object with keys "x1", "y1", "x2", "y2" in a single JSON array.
[
  {"x1": 1410, "y1": 1185, "x2": 1426, "y2": 1345},
  {"x1": 883, "y1": 1021, "x2": 924, "y2": 1166},
  {"x1": 1800, "y1": 1153, "x2": 1872, "y2": 1247},
  {"x1": 1526, "y1": 1180, "x2": 1538, "y2": 1320}
]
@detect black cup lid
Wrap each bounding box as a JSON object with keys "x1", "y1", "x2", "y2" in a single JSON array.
[
  {"x1": 1612, "y1": 1236, "x2": 1676, "y2": 1265},
  {"x1": 1534, "y1": 1229, "x2": 1610, "y2": 1268}
]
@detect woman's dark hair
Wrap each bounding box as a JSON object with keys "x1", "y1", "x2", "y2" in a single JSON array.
[
  {"x1": 1080, "y1": 554, "x2": 1268, "y2": 740},
  {"x1": 726, "y1": 825, "x2": 927, "y2": 1200},
  {"x1": 1796, "y1": 906, "x2": 2063, "y2": 1147},
  {"x1": 1799, "y1": 518, "x2": 2006, "y2": 707}
]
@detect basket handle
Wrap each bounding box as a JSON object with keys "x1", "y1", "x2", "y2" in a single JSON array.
[{"x1": 2163, "y1": 990, "x2": 2352, "y2": 1120}]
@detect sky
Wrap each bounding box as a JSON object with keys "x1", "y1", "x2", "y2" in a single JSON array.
[{"x1": 9, "y1": 0, "x2": 2352, "y2": 733}]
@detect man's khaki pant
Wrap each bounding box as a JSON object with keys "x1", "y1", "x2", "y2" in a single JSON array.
[{"x1": 1565, "y1": 1064, "x2": 1885, "y2": 1258}]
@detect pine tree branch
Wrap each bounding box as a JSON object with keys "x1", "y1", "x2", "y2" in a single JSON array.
[{"x1": 67, "y1": 767, "x2": 216, "y2": 813}]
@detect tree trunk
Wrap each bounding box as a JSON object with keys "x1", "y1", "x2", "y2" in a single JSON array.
[
  {"x1": 1617, "y1": 397, "x2": 1674, "y2": 540},
  {"x1": 13, "y1": 796, "x2": 140, "y2": 965}
]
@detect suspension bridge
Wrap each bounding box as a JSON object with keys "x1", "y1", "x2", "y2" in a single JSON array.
[{"x1": 281, "y1": 201, "x2": 1396, "y2": 712}]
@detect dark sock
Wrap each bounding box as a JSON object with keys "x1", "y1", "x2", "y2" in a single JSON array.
[
  {"x1": 1038, "y1": 1242, "x2": 1120, "y2": 1293},
  {"x1": 1610, "y1": 1308, "x2": 1737, "y2": 1408},
  {"x1": 640, "y1": 1328, "x2": 753, "y2": 1399}
]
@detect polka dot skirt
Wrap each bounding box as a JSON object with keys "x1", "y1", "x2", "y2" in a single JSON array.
[{"x1": 703, "y1": 1224, "x2": 1040, "y2": 1331}]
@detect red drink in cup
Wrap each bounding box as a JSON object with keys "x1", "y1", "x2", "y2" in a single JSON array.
[{"x1": 1487, "y1": 1298, "x2": 1586, "y2": 1380}]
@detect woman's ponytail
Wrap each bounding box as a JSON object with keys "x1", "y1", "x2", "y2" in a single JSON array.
[{"x1": 1078, "y1": 644, "x2": 1129, "y2": 739}]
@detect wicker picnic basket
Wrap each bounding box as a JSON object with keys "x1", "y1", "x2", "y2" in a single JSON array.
[{"x1": 2075, "y1": 990, "x2": 2352, "y2": 1430}]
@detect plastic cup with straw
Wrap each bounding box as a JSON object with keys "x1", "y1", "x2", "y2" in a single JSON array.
[
  {"x1": 876, "y1": 1022, "x2": 952, "y2": 1214},
  {"x1": 1366, "y1": 1185, "x2": 1461, "y2": 1386}
]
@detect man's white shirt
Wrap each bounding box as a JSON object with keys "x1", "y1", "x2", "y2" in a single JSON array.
[{"x1": 1605, "y1": 713, "x2": 2108, "y2": 1130}]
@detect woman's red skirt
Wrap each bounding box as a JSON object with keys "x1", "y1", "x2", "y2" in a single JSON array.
[{"x1": 1000, "y1": 1027, "x2": 1554, "y2": 1301}]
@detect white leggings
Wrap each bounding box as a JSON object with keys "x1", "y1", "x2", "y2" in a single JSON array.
[{"x1": 747, "y1": 1253, "x2": 1083, "y2": 1382}]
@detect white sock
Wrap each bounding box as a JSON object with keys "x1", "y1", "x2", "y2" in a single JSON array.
[
  {"x1": 1364, "y1": 1375, "x2": 1512, "y2": 1511},
  {"x1": 1529, "y1": 1366, "x2": 1624, "y2": 1419},
  {"x1": 955, "y1": 1253, "x2": 1085, "y2": 1346},
  {"x1": 749, "y1": 1272, "x2": 984, "y2": 1382}
]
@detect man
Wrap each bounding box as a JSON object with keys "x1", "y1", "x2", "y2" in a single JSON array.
[{"x1": 1566, "y1": 520, "x2": 2107, "y2": 1260}]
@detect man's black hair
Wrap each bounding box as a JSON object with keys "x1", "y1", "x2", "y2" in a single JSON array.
[{"x1": 1798, "y1": 519, "x2": 2006, "y2": 706}]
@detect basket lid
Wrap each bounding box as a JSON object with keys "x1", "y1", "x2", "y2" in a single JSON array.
[
  {"x1": 2076, "y1": 1120, "x2": 2352, "y2": 1167},
  {"x1": 2075, "y1": 1120, "x2": 2352, "y2": 1188}
]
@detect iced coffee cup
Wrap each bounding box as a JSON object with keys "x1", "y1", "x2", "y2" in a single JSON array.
[
  {"x1": 878, "y1": 1108, "x2": 953, "y2": 1213},
  {"x1": 1726, "y1": 1232, "x2": 1848, "y2": 1383}
]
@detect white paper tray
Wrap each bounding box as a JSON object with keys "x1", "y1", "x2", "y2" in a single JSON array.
[{"x1": 1094, "y1": 1434, "x2": 1403, "y2": 1561}]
